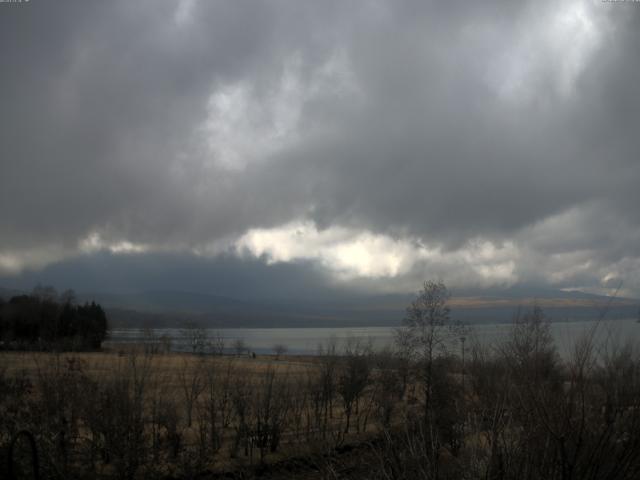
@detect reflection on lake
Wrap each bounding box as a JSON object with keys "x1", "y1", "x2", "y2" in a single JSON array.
[{"x1": 105, "y1": 318, "x2": 640, "y2": 357}]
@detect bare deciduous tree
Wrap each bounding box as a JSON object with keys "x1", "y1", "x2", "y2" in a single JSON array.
[
  {"x1": 181, "y1": 321, "x2": 208, "y2": 355},
  {"x1": 211, "y1": 330, "x2": 225, "y2": 355},
  {"x1": 338, "y1": 337, "x2": 372, "y2": 433},
  {"x1": 177, "y1": 355, "x2": 206, "y2": 427},
  {"x1": 273, "y1": 343, "x2": 287, "y2": 360},
  {"x1": 233, "y1": 338, "x2": 247, "y2": 356},
  {"x1": 396, "y1": 281, "x2": 462, "y2": 427}
]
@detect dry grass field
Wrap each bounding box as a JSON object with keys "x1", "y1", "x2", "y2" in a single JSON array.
[
  {"x1": 0, "y1": 350, "x2": 315, "y2": 383},
  {"x1": 1, "y1": 346, "x2": 400, "y2": 479}
]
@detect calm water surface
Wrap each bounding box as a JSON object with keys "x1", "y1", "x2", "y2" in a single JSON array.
[{"x1": 106, "y1": 318, "x2": 640, "y2": 357}]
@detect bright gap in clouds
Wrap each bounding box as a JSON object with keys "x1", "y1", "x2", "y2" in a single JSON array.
[
  {"x1": 80, "y1": 233, "x2": 150, "y2": 255},
  {"x1": 236, "y1": 222, "x2": 416, "y2": 278},
  {"x1": 489, "y1": 0, "x2": 605, "y2": 103},
  {"x1": 199, "y1": 50, "x2": 360, "y2": 172},
  {"x1": 235, "y1": 221, "x2": 519, "y2": 286}
]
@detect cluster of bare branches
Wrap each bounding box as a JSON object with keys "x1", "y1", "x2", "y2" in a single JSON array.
[{"x1": 362, "y1": 284, "x2": 640, "y2": 480}]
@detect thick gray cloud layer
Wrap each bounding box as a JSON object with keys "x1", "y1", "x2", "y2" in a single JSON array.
[{"x1": 1, "y1": 0, "x2": 640, "y2": 296}]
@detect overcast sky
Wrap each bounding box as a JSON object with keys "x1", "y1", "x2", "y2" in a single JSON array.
[{"x1": 1, "y1": 0, "x2": 640, "y2": 298}]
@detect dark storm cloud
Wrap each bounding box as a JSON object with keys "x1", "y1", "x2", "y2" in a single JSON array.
[
  {"x1": 1, "y1": 0, "x2": 640, "y2": 296},
  {"x1": 2, "y1": 1, "x2": 263, "y2": 248}
]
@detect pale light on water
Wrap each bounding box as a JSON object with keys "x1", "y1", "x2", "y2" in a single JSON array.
[{"x1": 105, "y1": 318, "x2": 640, "y2": 357}]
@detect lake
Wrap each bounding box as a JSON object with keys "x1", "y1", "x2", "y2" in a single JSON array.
[{"x1": 105, "y1": 318, "x2": 640, "y2": 357}]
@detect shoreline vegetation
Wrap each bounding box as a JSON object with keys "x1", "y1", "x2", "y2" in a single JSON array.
[
  {"x1": 0, "y1": 287, "x2": 108, "y2": 352},
  {"x1": 3, "y1": 282, "x2": 640, "y2": 479}
]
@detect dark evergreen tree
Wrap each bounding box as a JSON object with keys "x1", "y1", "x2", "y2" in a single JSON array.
[{"x1": 0, "y1": 288, "x2": 109, "y2": 350}]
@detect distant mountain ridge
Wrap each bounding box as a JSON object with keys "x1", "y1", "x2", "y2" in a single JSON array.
[
  {"x1": 2, "y1": 286, "x2": 638, "y2": 328},
  {"x1": 85, "y1": 288, "x2": 640, "y2": 328}
]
